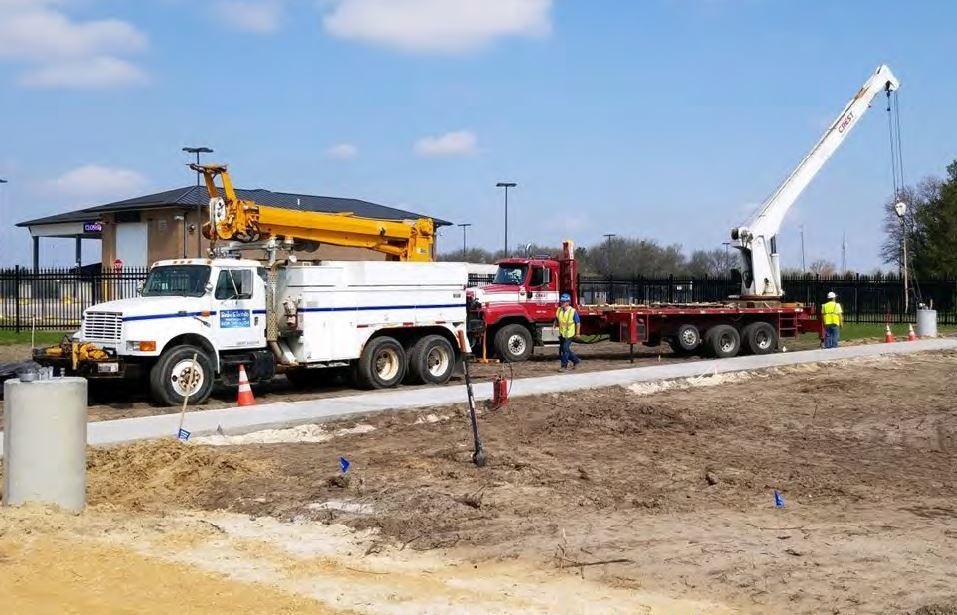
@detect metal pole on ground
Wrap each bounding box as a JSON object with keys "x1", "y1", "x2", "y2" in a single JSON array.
[
  {"x1": 458, "y1": 223, "x2": 472, "y2": 258},
  {"x1": 496, "y1": 182, "x2": 516, "y2": 258}
]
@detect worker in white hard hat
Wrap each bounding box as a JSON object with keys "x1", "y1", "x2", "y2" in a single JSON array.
[{"x1": 821, "y1": 291, "x2": 843, "y2": 348}]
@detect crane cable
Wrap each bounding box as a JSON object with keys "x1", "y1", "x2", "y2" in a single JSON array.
[{"x1": 885, "y1": 89, "x2": 922, "y2": 308}]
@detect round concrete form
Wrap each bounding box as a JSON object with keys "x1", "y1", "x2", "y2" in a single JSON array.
[
  {"x1": 3, "y1": 377, "x2": 88, "y2": 512},
  {"x1": 916, "y1": 309, "x2": 938, "y2": 338}
]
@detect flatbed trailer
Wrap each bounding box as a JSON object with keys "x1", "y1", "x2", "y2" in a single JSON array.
[{"x1": 467, "y1": 243, "x2": 821, "y2": 362}]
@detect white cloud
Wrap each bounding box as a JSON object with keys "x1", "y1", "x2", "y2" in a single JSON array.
[
  {"x1": 21, "y1": 56, "x2": 148, "y2": 88},
  {"x1": 321, "y1": 0, "x2": 552, "y2": 54},
  {"x1": 414, "y1": 130, "x2": 478, "y2": 158},
  {"x1": 46, "y1": 165, "x2": 149, "y2": 200},
  {"x1": 325, "y1": 143, "x2": 359, "y2": 160},
  {"x1": 214, "y1": 0, "x2": 283, "y2": 34},
  {"x1": 0, "y1": 1, "x2": 148, "y2": 88}
]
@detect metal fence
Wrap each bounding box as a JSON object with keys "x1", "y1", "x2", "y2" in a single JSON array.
[
  {"x1": 0, "y1": 268, "x2": 952, "y2": 331},
  {"x1": 467, "y1": 272, "x2": 957, "y2": 325},
  {"x1": 0, "y1": 266, "x2": 148, "y2": 332}
]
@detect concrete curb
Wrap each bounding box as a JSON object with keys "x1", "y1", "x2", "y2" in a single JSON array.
[{"x1": 1, "y1": 338, "x2": 954, "y2": 454}]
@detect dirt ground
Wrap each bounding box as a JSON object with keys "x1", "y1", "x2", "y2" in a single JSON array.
[
  {"x1": 2, "y1": 350, "x2": 955, "y2": 613},
  {"x1": 0, "y1": 333, "x2": 840, "y2": 422}
]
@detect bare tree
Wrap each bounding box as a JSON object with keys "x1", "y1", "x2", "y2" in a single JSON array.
[
  {"x1": 807, "y1": 258, "x2": 837, "y2": 276},
  {"x1": 880, "y1": 178, "x2": 940, "y2": 270}
]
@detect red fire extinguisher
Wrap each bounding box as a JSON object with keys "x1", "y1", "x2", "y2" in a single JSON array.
[{"x1": 492, "y1": 375, "x2": 509, "y2": 408}]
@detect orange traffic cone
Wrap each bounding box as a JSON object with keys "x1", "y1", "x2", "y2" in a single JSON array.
[
  {"x1": 237, "y1": 364, "x2": 255, "y2": 406},
  {"x1": 907, "y1": 324, "x2": 917, "y2": 341},
  {"x1": 884, "y1": 324, "x2": 895, "y2": 343}
]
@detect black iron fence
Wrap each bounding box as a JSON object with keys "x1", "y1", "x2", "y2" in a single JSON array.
[
  {"x1": 467, "y1": 272, "x2": 957, "y2": 325},
  {"x1": 0, "y1": 268, "x2": 951, "y2": 331},
  {"x1": 0, "y1": 266, "x2": 148, "y2": 332}
]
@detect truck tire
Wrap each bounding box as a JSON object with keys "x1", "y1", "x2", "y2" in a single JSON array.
[
  {"x1": 357, "y1": 336, "x2": 407, "y2": 389},
  {"x1": 742, "y1": 321, "x2": 777, "y2": 355},
  {"x1": 705, "y1": 325, "x2": 741, "y2": 359},
  {"x1": 675, "y1": 324, "x2": 701, "y2": 352},
  {"x1": 494, "y1": 324, "x2": 533, "y2": 363},
  {"x1": 408, "y1": 334, "x2": 456, "y2": 385},
  {"x1": 149, "y1": 345, "x2": 214, "y2": 406}
]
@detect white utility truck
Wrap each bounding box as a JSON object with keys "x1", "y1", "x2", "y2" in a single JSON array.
[
  {"x1": 38, "y1": 258, "x2": 468, "y2": 405},
  {"x1": 36, "y1": 164, "x2": 469, "y2": 405}
]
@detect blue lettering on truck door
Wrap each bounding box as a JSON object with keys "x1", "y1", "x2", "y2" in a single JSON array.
[{"x1": 220, "y1": 309, "x2": 251, "y2": 328}]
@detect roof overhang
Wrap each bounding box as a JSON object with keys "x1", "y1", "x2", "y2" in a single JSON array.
[{"x1": 27, "y1": 221, "x2": 102, "y2": 239}]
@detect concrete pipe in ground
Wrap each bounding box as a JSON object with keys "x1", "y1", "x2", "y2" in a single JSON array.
[{"x1": 3, "y1": 376, "x2": 87, "y2": 512}]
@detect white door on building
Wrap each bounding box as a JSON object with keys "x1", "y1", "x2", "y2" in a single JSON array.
[{"x1": 115, "y1": 222, "x2": 148, "y2": 268}]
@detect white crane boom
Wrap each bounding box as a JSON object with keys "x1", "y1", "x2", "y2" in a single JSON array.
[{"x1": 731, "y1": 64, "x2": 900, "y2": 298}]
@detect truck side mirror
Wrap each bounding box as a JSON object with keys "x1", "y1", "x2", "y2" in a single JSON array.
[
  {"x1": 205, "y1": 282, "x2": 214, "y2": 294},
  {"x1": 542, "y1": 268, "x2": 551, "y2": 285}
]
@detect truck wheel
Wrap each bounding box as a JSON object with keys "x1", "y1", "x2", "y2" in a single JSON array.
[
  {"x1": 494, "y1": 324, "x2": 533, "y2": 362},
  {"x1": 742, "y1": 322, "x2": 777, "y2": 355},
  {"x1": 357, "y1": 336, "x2": 407, "y2": 389},
  {"x1": 706, "y1": 325, "x2": 741, "y2": 359},
  {"x1": 409, "y1": 335, "x2": 456, "y2": 385},
  {"x1": 675, "y1": 324, "x2": 701, "y2": 352},
  {"x1": 149, "y1": 345, "x2": 214, "y2": 406}
]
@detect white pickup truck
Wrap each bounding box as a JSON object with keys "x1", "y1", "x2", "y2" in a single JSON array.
[{"x1": 36, "y1": 257, "x2": 470, "y2": 405}]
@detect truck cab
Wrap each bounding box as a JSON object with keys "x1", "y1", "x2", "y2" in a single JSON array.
[
  {"x1": 467, "y1": 253, "x2": 571, "y2": 362},
  {"x1": 42, "y1": 258, "x2": 275, "y2": 405}
]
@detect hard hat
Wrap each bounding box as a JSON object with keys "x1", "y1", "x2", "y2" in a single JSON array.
[
  {"x1": 827, "y1": 291, "x2": 836, "y2": 299},
  {"x1": 560, "y1": 293, "x2": 571, "y2": 302}
]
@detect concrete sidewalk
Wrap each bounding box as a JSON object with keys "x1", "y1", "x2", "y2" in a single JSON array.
[{"x1": 1, "y1": 338, "x2": 954, "y2": 454}]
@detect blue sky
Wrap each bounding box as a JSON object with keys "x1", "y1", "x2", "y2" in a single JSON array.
[{"x1": 0, "y1": 0, "x2": 954, "y2": 270}]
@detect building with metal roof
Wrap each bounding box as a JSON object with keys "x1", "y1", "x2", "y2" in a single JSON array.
[{"x1": 18, "y1": 185, "x2": 451, "y2": 269}]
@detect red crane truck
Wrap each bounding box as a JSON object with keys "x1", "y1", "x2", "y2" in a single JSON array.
[
  {"x1": 467, "y1": 241, "x2": 821, "y2": 362},
  {"x1": 467, "y1": 64, "x2": 901, "y2": 362}
]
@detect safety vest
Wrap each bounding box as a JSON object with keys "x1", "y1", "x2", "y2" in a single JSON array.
[
  {"x1": 822, "y1": 300, "x2": 843, "y2": 326},
  {"x1": 556, "y1": 307, "x2": 578, "y2": 338}
]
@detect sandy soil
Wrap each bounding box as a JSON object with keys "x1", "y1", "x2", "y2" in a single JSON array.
[{"x1": 2, "y1": 350, "x2": 955, "y2": 613}]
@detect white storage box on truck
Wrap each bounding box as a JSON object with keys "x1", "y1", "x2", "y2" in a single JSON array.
[{"x1": 36, "y1": 258, "x2": 470, "y2": 406}]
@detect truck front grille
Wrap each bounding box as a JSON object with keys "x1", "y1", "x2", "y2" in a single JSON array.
[{"x1": 83, "y1": 311, "x2": 122, "y2": 343}]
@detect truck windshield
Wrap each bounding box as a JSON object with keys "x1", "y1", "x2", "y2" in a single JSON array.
[
  {"x1": 493, "y1": 264, "x2": 528, "y2": 286},
  {"x1": 141, "y1": 265, "x2": 211, "y2": 298}
]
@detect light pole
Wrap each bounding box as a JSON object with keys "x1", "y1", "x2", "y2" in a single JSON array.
[
  {"x1": 457, "y1": 223, "x2": 472, "y2": 258},
  {"x1": 894, "y1": 201, "x2": 909, "y2": 312},
  {"x1": 800, "y1": 224, "x2": 807, "y2": 272},
  {"x1": 603, "y1": 233, "x2": 616, "y2": 275},
  {"x1": 182, "y1": 146, "x2": 214, "y2": 256},
  {"x1": 496, "y1": 182, "x2": 516, "y2": 257}
]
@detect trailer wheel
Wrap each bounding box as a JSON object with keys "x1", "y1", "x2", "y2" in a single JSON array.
[
  {"x1": 357, "y1": 336, "x2": 407, "y2": 389},
  {"x1": 494, "y1": 324, "x2": 533, "y2": 362},
  {"x1": 149, "y1": 345, "x2": 214, "y2": 406},
  {"x1": 675, "y1": 324, "x2": 701, "y2": 352},
  {"x1": 742, "y1": 321, "x2": 777, "y2": 355},
  {"x1": 408, "y1": 335, "x2": 456, "y2": 385},
  {"x1": 705, "y1": 325, "x2": 741, "y2": 359}
]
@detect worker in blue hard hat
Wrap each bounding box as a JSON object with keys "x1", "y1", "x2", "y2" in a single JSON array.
[{"x1": 553, "y1": 293, "x2": 581, "y2": 371}]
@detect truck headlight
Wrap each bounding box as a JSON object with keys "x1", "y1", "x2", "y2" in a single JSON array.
[{"x1": 127, "y1": 340, "x2": 157, "y2": 351}]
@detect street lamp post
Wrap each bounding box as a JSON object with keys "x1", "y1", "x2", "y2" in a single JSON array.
[
  {"x1": 457, "y1": 223, "x2": 472, "y2": 258},
  {"x1": 496, "y1": 182, "x2": 517, "y2": 257},
  {"x1": 182, "y1": 146, "x2": 214, "y2": 256}
]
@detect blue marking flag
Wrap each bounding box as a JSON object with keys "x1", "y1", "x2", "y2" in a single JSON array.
[
  {"x1": 178, "y1": 428, "x2": 191, "y2": 441},
  {"x1": 773, "y1": 490, "x2": 785, "y2": 508},
  {"x1": 339, "y1": 456, "x2": 351, "y2": 474}
]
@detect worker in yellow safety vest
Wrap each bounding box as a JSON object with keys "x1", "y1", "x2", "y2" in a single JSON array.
[
  {"x1": 554, "y1": 293, "x2": 582, "y2": 370},
  {"x1": 822, "y1": 291, "x2": 843, "y2": 349}
]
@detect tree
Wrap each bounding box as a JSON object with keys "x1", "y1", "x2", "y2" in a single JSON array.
[
  {"x1": 807, "y1": 258, "x2": 837, "y2": 276},
  {"x1": 881, "y1": 161, "x2": 957, "y2": 279},
  {"x1": 687, "y1": 248, "x2": 738, "y2": 277}
]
